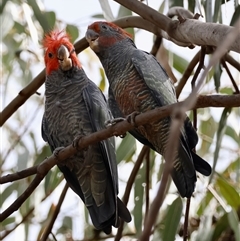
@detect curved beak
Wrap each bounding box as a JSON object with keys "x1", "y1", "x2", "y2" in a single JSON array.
[
  {"x1": 57, "y1": 45, "x2": 72, "y2": 71},
  {"x1": 85, "y1": 29, "x2": 100, "y2": 51}
]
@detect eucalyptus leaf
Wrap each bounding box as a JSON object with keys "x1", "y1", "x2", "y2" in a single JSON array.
[
  {"x1": 228, "y1": 209, "x2": 240, "y2": 241},
  {"x1": 98, "y1": 0, "x2": 114, "y2": 21},
  {"x1": 117, "y1": 5, "x2": 135, "y2": 39},
  {"x1": 134, "y1": 163, "x2": 145, "y2": 235},
  {"x1": 66, "y1": 24, "x2": 79, "y2": 43},
  {"x1": 213, "y1": 0, "x2": 222, "y2": 22},
  {"x1": 213, "y1": 62, "x2": 222, "y2": 92},
  {"x1": 27, "y1": 0, "x2": 51, "y2": 32},
  {"x1": 99, "y1": 67, "x2": 106, "y2": 91},
  {"x1": 116, "y1": 133, "x2": 136, "y2": 163},
  {"x1": 211, "y1": 213, "x2": 229, "y2": 241},
  {"x1": 216, "y1": 176, "x2": 240, "y2": 209},
  {"x1": 209, "y1": 108, "x2": 231, "y2": 183},
  {"x1": 160, "y1": 197, "x2": 183, "y2": 241}
]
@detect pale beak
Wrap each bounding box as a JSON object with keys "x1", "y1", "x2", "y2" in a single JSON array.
[
  {"x1": 85, "y1": 29, "x2": 100, "y2": 52},
  {"x1": 57, "y1": 45, "x2": 72, "y2": 71}
]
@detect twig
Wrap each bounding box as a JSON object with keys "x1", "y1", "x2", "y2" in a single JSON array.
[
  {"x1": 221, "y1": 60, "x2": 240, "y2": 93},
  {"x1": 114, "y1": 145, "x2": 149, "y2": 241},
  {"x1": 176, "y1": 50, "x2": 200, "y2": 98},
  {"x1": 191, "y1": 47, "x2": 206, "y2": 129},
  {"x1": 144, "y1": 148, "x2": 150, "y2": 225},
  {"x1": 40, "y1": 183, "x2": 69, "y2": 241},
  {"x1": 0, "y1": 206, "x2": 33, "y2": 239},
  {"x1": 150, "y1": 36, "x2": 162, "y2": 56},
  {"x1": 183, "y1": 198, "x2": 191, "y2": 241},
  {"x1": 224, "y1": 53, "x2": 240, "y2": 71},
  {"x1": 0, "y1": 165, "x2": 38, "y2": 184},
  {"x1": 2, "y1": 99, "x2": 44, "y2": 162},
  {"x1": 1, "y1": 185, "x2": 56, "y2": 239}
]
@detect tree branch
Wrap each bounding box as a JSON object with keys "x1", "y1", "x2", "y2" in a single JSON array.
[
  {"x1": 113, "y1": 0, "x2": 240, "y2": 52},
  {"x1": 0, "y1": 165, "x2": 38, "y2": 184},
  {"x1": 40, "y1": 183, "x2": 69, "y2": 241},
  {"x1": 1, "y1": 94, "x2": 239, "y2": 222}
]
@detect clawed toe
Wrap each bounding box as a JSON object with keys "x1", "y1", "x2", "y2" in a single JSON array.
[
  {"x1": 53, "y1": 147, "x2": 65, "y2": 159},
  {"x1": 126, "y1": 111, "x2": 140, "y2": 127},
  {"x1": 73, "y1": 134, "x2": 87, "y2": 151},
  {"x1": 104, "y1": 117, "x2": 126, "y2": 127}
]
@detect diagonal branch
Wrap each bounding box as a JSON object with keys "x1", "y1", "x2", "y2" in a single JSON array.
[
  {"x1": 1, "y1": 94, "x2": 240, "y2": 221},
  {"x1": 0, "y1": 165, "x2": 38, "y2": 184},
  {"x1": 40, "y1": 183, "x2": 69, "y2": 241}
]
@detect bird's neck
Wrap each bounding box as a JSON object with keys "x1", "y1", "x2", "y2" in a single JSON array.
[
  {"x1": 45, "y1": 67, "x2": 88, "y2": 94},
  {"x1": 98, "y1": 38, "x2": 136, "y2": 84}
]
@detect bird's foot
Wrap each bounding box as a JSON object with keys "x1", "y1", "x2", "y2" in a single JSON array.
[
  {"x1": 104, "y1": 117, "x2": 126, "y2": 138},
  {"x1": 72, "y1": 134, "x2": 88, "y2": 151},
  {"x1": 126, "y1": 111, "x2": 140, "y2": 127},
  {"x1": 104, "y1": 117, "x2": 126, "y2": 127},
  {"x1": 53, "y1": 147, "x2": 65, "y2": 160}
]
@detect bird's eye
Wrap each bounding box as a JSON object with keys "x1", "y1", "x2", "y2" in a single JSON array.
[
  {"x1": 101, "y1": 25, "x2": 107, "y2": 30},
  {"x1": 48, "y1": 52, "x2": 53, "y2": 58}
]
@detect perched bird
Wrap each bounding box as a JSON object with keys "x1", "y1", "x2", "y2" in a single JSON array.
[
  {"x1": 41, "y1": 30, "x2": 131, "y2": 234},
  {"x1": 85, "y1": 22, "x2": 212, "y2": 198}
]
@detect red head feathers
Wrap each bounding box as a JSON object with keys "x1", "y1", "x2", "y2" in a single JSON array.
[{"x1": 43, "y1": 30, "x2": 81, "y2": 75}]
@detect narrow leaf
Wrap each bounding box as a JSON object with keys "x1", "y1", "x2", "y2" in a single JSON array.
[
  {"x1": 116, "y1": 133, "x2": 136, "y2": 163},
  {"x1": 213, "y1": 62, "x2": 222, "y2": 92},
  {"x1": 66, "y1": 24, "x2": 79, "y2": 43},
  {"x1": 134, "y1": 163, "x2": 145, "y2": 235},
  {"x1": 98, "y1": 0, "x2": 114, "y2": 21},
  {"x1": 211, "y1": 213, "x2": 229, "y2": 241},
  {"x1": 216, "y1": 177, "x2": 240, "y2": 209},
  {"x1": 160, "y1": 197, "x2": 183, "y2": 241},
  {"x1": 209, "y1": 108, "x2": 231, "y2": 183},
  {"x1": 213, "y1": 0, "x2": 222, "y2": 22},
  {"x1": 117, "y1": 5, "x2": 134, "y2": 39},
  {"x1": 228, "y1": 209, "x2": 240, "y2": 241}
]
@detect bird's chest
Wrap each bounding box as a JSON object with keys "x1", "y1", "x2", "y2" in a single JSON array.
[
  {"x1": 112, "y1": 74, "x2": 155, "y2": 116},
  {"x1": 44, "y1": 87, "x2": 90, "y2": 145}
]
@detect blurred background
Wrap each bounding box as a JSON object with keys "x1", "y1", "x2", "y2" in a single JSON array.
[{"x1": 1, "y1": 0, "x2": 240, "y2": 240}]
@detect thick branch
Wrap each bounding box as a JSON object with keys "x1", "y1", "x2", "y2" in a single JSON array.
[{"x1": 114, "y1": 0, "x2": 240, "y2": 53}]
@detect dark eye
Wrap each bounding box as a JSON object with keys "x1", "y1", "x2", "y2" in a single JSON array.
[
  {"x1": 101, "y1": 25, "x2": 107, "y2": 30},
  {"x1": 48, "y1": 52, "x2": 53, "y2": 58}
]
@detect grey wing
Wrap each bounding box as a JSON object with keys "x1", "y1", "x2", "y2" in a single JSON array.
[
  {"x1": 131, "y1": 50, "x2": 177, "y2": 107},
  {"x1": 83, "y1": 81, "x2": 131, "y2": 223},
  {"x1": 83, "y1": 81, "x2": 118, "y2": 193}
]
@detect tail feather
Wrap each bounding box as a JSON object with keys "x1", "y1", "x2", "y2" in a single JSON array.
[
  {"x1": 117, "y1": 197, "x2": 132, "y2": 223},
  {"x1": 191, "y1": 151, "x2": 212, "y2": 176}
]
